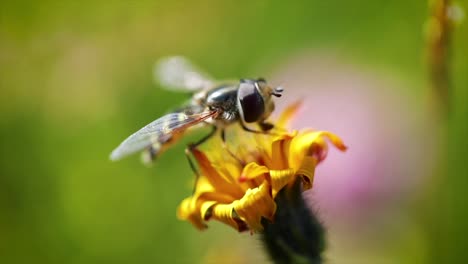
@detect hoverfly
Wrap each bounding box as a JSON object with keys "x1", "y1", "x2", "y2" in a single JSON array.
[{"x1": 110, "y1": 56, "x2": 283, "y2": 172}]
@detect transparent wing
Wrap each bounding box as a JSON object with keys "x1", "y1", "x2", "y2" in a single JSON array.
[
  {"x1": 154, "y1": 56, "x2": 214, "y2": 91},
  {"x1": 110, "y1": 106, "x2": 217, "y2": 161}
]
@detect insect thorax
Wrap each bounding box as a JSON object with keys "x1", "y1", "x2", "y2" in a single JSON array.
[{"x1": 205, "y1": 84, "x2": 239, "y2": 124}]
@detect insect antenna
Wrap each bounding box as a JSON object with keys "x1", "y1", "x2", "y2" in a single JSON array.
[{"x1": 272, "y1": 86, "x2": 284, "y2": 97}]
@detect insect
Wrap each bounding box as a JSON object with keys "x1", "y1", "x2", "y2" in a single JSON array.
[{"x1": 109, "y1": 56, "x2": 283, "y2": 172}]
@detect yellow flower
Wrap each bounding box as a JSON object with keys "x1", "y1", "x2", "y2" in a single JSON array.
[{"x1": 177, "y1": 102, "x2": 347, "y2": 232}]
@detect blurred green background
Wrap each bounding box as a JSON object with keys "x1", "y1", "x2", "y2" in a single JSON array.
[{"x1": 1, "y1": 1, "x2": 467, "y2": 263}]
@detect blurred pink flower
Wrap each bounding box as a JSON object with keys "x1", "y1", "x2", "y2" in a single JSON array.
[{"x1": 270, "y1": 53, "x2": 437, "y2": 228}]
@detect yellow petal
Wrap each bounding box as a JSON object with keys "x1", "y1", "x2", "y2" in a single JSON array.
[
  {"x1": 200, "y1": 200, "x2": 217, "y2": 220},
  {"x1": 239, "y1": 162, "x2": 269, "y2": 182},
  {"x1": 296, "y1": 156, "x2": 318, "y2": 190},
  {"x1": 271, "y1": 137, "x2": 290, "y2": 170},
  {"x1": 197, "y1": 191, "x2": 240, "y2": 206},
  {"x1": 177, "y1": 197, "x2": 207, "y2": 230},
  {"x1": 269, "y1": 168, "x2": 296, "y2": 197},
  {"x1": 211, "y1": 203, "x2": 247, "y2": 232},
  {"x1": 320, "y1": 131, "x2": 347, "y2": 151},
  {"x1": 276, "y1": 101, "x2": 302, "y2": 128},
  {"x1": 192, "y1": 176, "x2": 215, "y2": 194},
  {"x1": 192, "y1": 149, "x2": 245, "y2": 198},
  {"x1": 233, "y1": 181, "x2": 276, "y2": 231},
  {"x1": 289, "y1": 131, "x2": 347, "y2": 170},
  {"x1": 178, "y1": 188, "x2": 244, "y2": 230}
]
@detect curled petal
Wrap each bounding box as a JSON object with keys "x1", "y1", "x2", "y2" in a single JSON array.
[
  {"x1": 177, "y1": 177, "x2": 239, "y2": 230},
  {"x1": 290, "y1": 131, "x2": 347, "y2": 170},
  {"x1": 240, "y1": 162, "x2": 269, "y2": 182},
  {"x1": 233, "y1": 181, "x2": 276, "y2": 231},
  {"x1": 210, "y1": 204, "x2": 247, "y2": 232},
  {"x1": 296, "y1": 156, "x2": 318, "y2": 190},
  {"x1": 200, "y1": 200, "x2": 217, "y2": 220},
  {"x1": 269, "y1": 168, "x2": 295, "y2": 197}
]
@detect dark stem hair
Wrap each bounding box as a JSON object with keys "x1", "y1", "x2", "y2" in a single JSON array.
[{"x1": 261, "y1": 178, "x2": 326, "y2": 264}]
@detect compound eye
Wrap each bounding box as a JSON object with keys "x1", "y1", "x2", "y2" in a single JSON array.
[{"x1": 238, "y1": 82, "x2": 265, "y2": 123}]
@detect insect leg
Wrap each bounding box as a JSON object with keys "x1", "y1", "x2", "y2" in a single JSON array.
[
  {"x1": 241, "y1": 121, "x2": 276, "y2": 134},
  {"x1": 188, "y1": 125, "x2": 218, "y2": 150},
  {"x1": 220, "y1": 129, "x2": 245, "y2": 166},
  {"x1": 185, "y1": 125, "x2": 218, "y2": 193},
  {"x1": 258, "y1": 121, "x2": 275, "y2": 131}
]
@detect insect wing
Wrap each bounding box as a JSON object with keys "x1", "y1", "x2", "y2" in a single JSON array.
[
  {"x1": 110, "y1": 108, "x2": 217, "y2": 161},
  {"x1": 154, "y1": 56, "x2": 214, "y2": 91}
]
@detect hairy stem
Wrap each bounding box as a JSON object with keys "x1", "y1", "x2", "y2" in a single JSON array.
[{"x1": 261, "y1": 179, "x2": 325, "y2": 264}]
